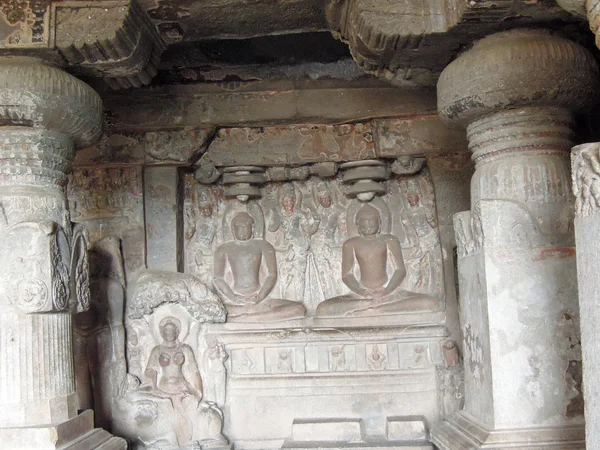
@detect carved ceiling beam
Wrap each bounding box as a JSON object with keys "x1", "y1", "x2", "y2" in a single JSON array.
[
  {"x1": 326, "y1": 0, "x2": 575, "y2": 81},
  {"x1": 0, "y1": 0, "x2": 165, "y2": 90}
]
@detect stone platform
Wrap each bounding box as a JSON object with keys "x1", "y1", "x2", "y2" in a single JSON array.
[
  {"x1": 431, "y1": 412, "x2": 585, "y2": 450},
  {"x1": 205, "y1": 321, "x2": 447, "y2": 450},
  {"x1": 0, "y1": 410, "x2": 126, "y2": 450}
]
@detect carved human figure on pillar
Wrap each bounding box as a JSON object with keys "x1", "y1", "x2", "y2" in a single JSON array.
[
  {"x1": 213, "y1": 212, "x2": 306, "y2": 322},
  {"x1": 316, "y1": 203, "x2": 436, "y2": 317}
]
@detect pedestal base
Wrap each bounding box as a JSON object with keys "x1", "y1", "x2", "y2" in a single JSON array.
[
  {"x1": 283, "y1": 443, "x2": 432, "y2": 449},
  {"x1": 0, "y1": 410, "x2": 127, "y2": 450},
  {"x1": 205, "y1": 322, "x2": 447, "y2": 450},
  {"x1": 431, "y1": 412, "x2": 585, "y2": 450}
]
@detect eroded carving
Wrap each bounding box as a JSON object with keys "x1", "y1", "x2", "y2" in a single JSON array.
[
  {"x1": 573, "y1": 143, "x2": 600, "y2": 218},
  {"x1": 0, "y1": 221, "x2": 71, "y2": 313},
  {"x1": 68, "y1": 166, "x2": 145, "y2": 282},
  {"x1": 436, "y1": 341, "x2": 464, "y2": 418},
  {"x1": 129, "y1": 271, "x2": 226, "y2": 323},
  {"x1": 115, "y1": 307, "x2": 229, "y2": 449},
  {"x1": 74, "y1": 236, "x2": 127, "y2": 429}
]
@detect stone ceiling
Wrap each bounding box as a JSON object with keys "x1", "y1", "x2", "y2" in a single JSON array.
[
  {"x1": 138, "y1": 0, "x2": 593, "y2": 86},
  {"x1": 0, "y1": 0, "x2": 595, "y2": 89}
]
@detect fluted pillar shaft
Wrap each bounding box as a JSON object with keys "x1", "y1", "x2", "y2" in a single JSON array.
[{"x1": 431, "y1": 30, "x2": 600, "y2": 450}]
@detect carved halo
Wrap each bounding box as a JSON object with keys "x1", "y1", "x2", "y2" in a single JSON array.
[{"x1": 149, "y1": 307, "x2": 191, "y2": 344}]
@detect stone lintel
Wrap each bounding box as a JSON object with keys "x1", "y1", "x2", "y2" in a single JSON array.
[
  {"x1": 74, "y1": 118, "x2": 466, "y2": 168},
  {"x1": 101, "y1": 80, "x2": 437, "y2": 131}
]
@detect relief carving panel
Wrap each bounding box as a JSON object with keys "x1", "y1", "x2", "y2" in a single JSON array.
[
  {"x1": 184, "y1": 167, "x2": 444, "y2": 324},
  {"x1": 68, "y1": 166, "x2": 145, "y2": 281}
]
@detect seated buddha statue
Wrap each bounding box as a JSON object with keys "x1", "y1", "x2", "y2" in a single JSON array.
[
  {"x1": 213, "y1": 212, "x2": 306, "y2": 322},
  {"x1": 315, "y1": 203, "x2": 436, "y2": 318}
]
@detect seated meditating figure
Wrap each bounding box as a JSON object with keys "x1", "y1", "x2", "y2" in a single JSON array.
[
  {"x1": 315, "y1": 203, "x2": 437, "y2": 317},
  {"x1": 213, "y1": 212, "x2": 306, "y2": 322},
  {"x1": 140, "y1": 317, "x2": 226, "y2": 447}
]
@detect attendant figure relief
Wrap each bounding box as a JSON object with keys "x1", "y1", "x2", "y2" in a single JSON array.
[
  {"x1": 367, "y1": 344, "x2": 388, "y2": 370},
  {"x1": 402, "y1": 189, "x2": 438, "y2": 293},
  {"x1": 315, "y1": 202, "x2": 437, "y2": 318},
  {"x1": 202, "y1": 336, "x2": 228, "y2": 408},
  {"x1": 188, "y1": 185, "x2": 219, "y2": 286},
  {"x1": 213, "y1": 211, "x2": 306, "y2": 322},
  {"x1": 306, "y1": 180, "x2": 348, "y2": 304},
  {"x1": 267, "y1": 183, "x2": 318, "y2": 302},
  {"x1": 73, "y1": 236, "x2": 127, "y2": 431}
]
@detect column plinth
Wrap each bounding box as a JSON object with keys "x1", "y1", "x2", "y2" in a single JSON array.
[
  {"x1": 0, "y1": 57, "x2": 125, "y2": 449},
  {"x1": 431, "y1": 29, "x2": 600, "y2": 450}
]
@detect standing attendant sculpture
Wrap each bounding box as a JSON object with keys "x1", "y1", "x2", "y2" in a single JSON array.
[
  {"x1": 213, "y1": 212, "x2": 306, "y2": 322},
  {"x1": 316, "y1": 203, "x2": 437, "y2": 317}
]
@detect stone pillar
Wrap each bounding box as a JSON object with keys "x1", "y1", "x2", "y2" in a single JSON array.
[
  {"x1": 571, "y1": 143, "x2": 600, "y2": 449},
  {"x1": 0, "y1": 57, "x2": 126, "y2": 449},
  {"x1": 430, "y1": 30, "x2": 600, "y2": 449}
]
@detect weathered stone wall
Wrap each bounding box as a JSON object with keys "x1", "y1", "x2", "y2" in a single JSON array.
[{"x1": 67, "y1": 94, "x2": 472, "y2": 449}]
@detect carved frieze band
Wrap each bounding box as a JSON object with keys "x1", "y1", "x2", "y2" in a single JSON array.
[
  {"x1": 572, "y1": 142, "x2": 600, "y2": 218},
  {"x1": 226, "y1": 339, "x2": 444, "y2": 377}
]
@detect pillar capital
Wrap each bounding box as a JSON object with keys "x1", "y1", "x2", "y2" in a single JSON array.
[
  {"x1": 0, "y1": 57, "x2": 102, "y2": 148},
  {"x1": 437, "y1": 29, "x2": 600, "y2": 129}
]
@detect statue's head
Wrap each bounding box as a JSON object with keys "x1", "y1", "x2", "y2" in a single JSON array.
[
  {"x1": 280, "y1": 184, "x2": 296, "y2": 213},
  {"x1": 316, "y1": 181, "x2": 332, "y2": 208},
  {"x1": 206, "y1": 335, "x2": 218, "y2": 348},
  {"x1": 407, "y1": 193, "x2": 420, "y2": 207},
  {"x1": 356, "y1": 203, "x2": 381, "y2": 236},
  {"x1": 231, "y1": 212, "x2": 254, "y2": 241},
  {"x1": 159, "y1": 316, "x2": 181, "y2": 343}
]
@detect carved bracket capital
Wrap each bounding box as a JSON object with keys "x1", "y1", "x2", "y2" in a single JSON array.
[
  {"x1": 0, "y1": 0, "x2": 165, "y2": 90},
  {"x1": 54, "y1": 0, "x2": 166, "y2": 89}
]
